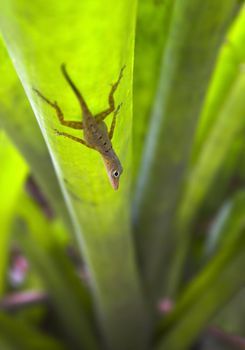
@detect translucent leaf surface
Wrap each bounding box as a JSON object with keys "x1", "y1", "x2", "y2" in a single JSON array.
[{"x1": 0, "y1": 1, "x2": 150, "y2": 348}]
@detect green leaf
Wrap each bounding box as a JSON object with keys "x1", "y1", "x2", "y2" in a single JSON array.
[
  {"x1": 0, "y1": 131, "x2": 27, "y2": 295},
  {"x1": 204, "y1": 201, "x2": 232, "y2": 257},
  {"x1": 171, "y1": 62, "x2": 245, "y2": 295},
  {"x1": 157, "y1": 248, "x2": 245, "y2": 350},
  {"x1": 204, "y1": 190, "x2": 245, "y2": 259},
  {"x1": 156, "y1": 192, "x2": 245, "y2": 350},
  {"x1": 165, "y1": 6, "x2": 245, "y2": 294},
  {"x1": 17, "y1": 193, "x2": 69, "y2": 249},
  {"x1": 16, "y1": 193, "x2": 97, "y2": 349},
  {"x1": 183, "y1": 5, "x2": 245, "y2": 221},
  {"x1": 133, "y1": 0, "x2": 175, "y2": 178},
  {"x1": 0, "y1": 337, "x2": 13, "y2": 350},
  {"x1": 0, "y1": 311, "x2": 66, "y2": 350},
  {"x1": 193, "y1": 5, "x2": 245, "y2": 162},
  {"x1": 209, "y1": 289, "x2": 245, "y2": 344},
  {"x1": 133, "y1": 0, "x2": 237, "y2": 300},
  {"x1": 0, "y1": 37, "x2": 72, "y2": 233},
  {"x1": 0, "y1": 2, "x2": 150, "y2": 348},
  {"x1": 19, "y1": 236, "x2": 98, "y2": 350},
  {"x1": 183, "y1": 5, "x2": 245, "y2": 213},
  {"x1": 201, "y1": 135, "x2": 245, "y2": 215}
]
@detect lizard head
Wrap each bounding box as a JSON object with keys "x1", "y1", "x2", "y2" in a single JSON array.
[
  {"x1": 103, "y1": 154, "x2": 123, "y2": 190},
  {"x1": 109, "y1": 166, "x2": 123, "y2": 190}
]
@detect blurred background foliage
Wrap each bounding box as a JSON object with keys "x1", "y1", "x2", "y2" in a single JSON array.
[{"x1": 0, "y1": 0, "x2": 244, "y2": 349}]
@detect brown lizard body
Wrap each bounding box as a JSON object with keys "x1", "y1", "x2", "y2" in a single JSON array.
[{"x1": 34, "y1": 64, "x2": 125, "y2": 190}]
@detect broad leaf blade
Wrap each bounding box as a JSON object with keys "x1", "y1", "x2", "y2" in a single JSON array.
[{"x1": 0, "y1": 2, "x2": 150, "y2": 349}]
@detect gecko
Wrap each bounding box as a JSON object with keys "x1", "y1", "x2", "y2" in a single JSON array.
[{"x1": 33, "y1": 64, "x2": 125, "y2": 190}]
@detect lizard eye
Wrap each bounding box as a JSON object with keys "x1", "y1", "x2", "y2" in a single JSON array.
[{"x1": 113, "y1": 170, "x2": 120, "y2": 178}]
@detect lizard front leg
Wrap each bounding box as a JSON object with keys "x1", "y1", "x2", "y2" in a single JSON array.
[
  {"x1": 109, "y1": 103, "x2": 122, "y2": 140},
  {"x1": 95, "y1": 65, "x2": 125, "y2": 122},
  {"x1": 54, "y1": 129, "x2": 91, "y2": 148}
]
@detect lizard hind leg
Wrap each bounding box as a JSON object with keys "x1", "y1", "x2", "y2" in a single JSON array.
[{"x1": 33, "y1": 88, "x2": 84, "y2": 130}]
